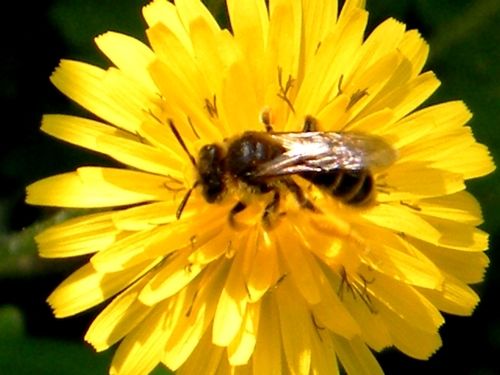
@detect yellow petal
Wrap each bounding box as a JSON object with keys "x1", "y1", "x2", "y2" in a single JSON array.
[
  {"x1": 110, "y1": 300, "x2": 170, "y2": 375},
  {"x1": 142, "y1": 208, "x2": 228, "y2": 262},
  {"x1": 364, "y1": 238, "x2": 444, "y2": 289},
  {"x1": 252, "y1": 295, "x2": 282, "y2": 375},
  {"x1": 310, "y1": 330, "x2": 340, "y2": 375},
  {"x1": 309, "y1": 268, "x2": 361, "y2": 339},
  {"x1": 433, "y1": 143, "x2": 495, "y2": 179},
  {"x1": 142, "y1": 0, "x2": 192, "y2": 52},
  {"x1": 110, "y1": 203, "x2": 174, "y2": 232},
  {"x1": 368, "y1": 274, "x2": 444, "y2": 334},
  {"x1": 174, "y1": 0, "x2": 220, "y2": 36},
  {"x1": 276, "y1": 281, "x2": 312, "y2": 375},
  {"x1": 95, "y1": 32, "x2": 156, "y2": 91},
  {"x1": 379, "y1": 305, "x2": 442, "y2": 359},
  {"x1": 189, "y1": 16, "x2": 230, "y2": 95},
  {"x1": 244, "y1": 230, "x2": 279, "y2": 302},
  {"x1": 425, "y1": 216, "x2": 489, "y2": 251},
  {"x1": 85, "y1": 275, "x2": 153, "y2": 351},
  {"x1": 390, "y1": 100, "x2": 471, "y2": 148},
  {"x1": 138, "y1": 117, "x2": 214, "y2": 168},
  {"x1": 293, "y1": 8, "x2": 368, "y2": 118},
  {"x1": 227, "y1": 302, "x2": 259, "y2": 365},
  {"x1": 398, "y1": 29, "x2": 429, "y2": 77},
  {"x1": 48, "y1": 260, "x2": 157, "y2": 317},
  {"x1": 212, "y1": 245, "x2": 250, "y2": 346},
  {"x1": 418, "y1": 274, "x2": 480, "y2": 316},
  {"x1": 380, "y1": 163, "x2": 465, "y2": 201},
  {"x1": 41, "y1": 115, "x2": 185, "y2": 179},
  {"x1": 340, "y1": 296, "x2": 392, "y2": 352},
  {"x1": 146, "y1": 22, "x2": 207, "y2": 100},
  {"x1": 345, "y1": 18, "x2": 406, "y2": 83},
  {"x1": 316, "y1": 95, "x2": 350, "y2": 131},
  {"x1": 340, "y1": 0, "x2": 366, "y2": 16},
  {"x1": 153, "y1": 19, "x2": 240, "y2": 141},
  {"x1": 138, "y1": 250, "x2": 206, "y2": 305},
  {"x1": 361, "y1": 203, "x2": 441, "y2": 244},
  {"x1": 300, "y1": 0, "x2": 338, "y2": 62},
  {"x1": 227, "y1": 0, "x2": 269, "y2": 97},
  {"x1": 26, "y1": 167, "x2": 175, "y2": 208},
  {"x1": 414, "y1": 238, "x2": 489, "y2": 283},
  {"x1": 413, "y1": 191, "x2": 483, "y2": 225},
  {"x1": 343, "y1": 53, "x2": 404, "y2": 121},
  {"x1": 36, "y1": 212, "x2": 117, "y2": 258},
  {"x1": 266, "y1": 0, "x2": 302, "y2": 107},
  {"x1": 345, "y1": 108, "x2": 395, "y2": 134},
  {"x1": 164, "y1": 261, "x2": 228, "y2": 370},
  {"x1": 50, "y1": 60, "x2": 148, "y2": 133},
  {"x1": 175, "y1": 330, "x2": 224, "y2": 375},
  {"x1": 41, "y1": 114, "x2": 134, "y2": 150},
  {"x1": 188, "y1": 227, "x2": 233, "y2": 265},
  {"x1": 332, "y1": 335, "x2": 384, "y2": 375},
  {"x1": 366, "y1": 71, "x2": 441, "y2": 122},
  {"x1": 95, "y1": 128, "x2": 185, "y2": 178},
  {"x1": 147, "y1": 59, "x2": 220, "y2": 142},
  {"x1": 398, "y1": 126, "x2": 475, "y2": 163},
  {"x1": 90, "y1": 228, "x2": 166, "y2": 273},
  {"x1": 219, "y1": 62, "x2": 261, "y2": 135},
  {"x1": 278, "y1": 228, "x2": 322, "y2": 304}
]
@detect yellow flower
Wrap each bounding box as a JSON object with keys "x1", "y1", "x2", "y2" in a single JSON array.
[{"x1": 26, "y1": 0, "x2": 494, "y2": 374}]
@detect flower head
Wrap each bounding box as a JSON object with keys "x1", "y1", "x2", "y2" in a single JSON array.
[{"x1": 27, "y1": 0, "x2": 494, "y2": 374}]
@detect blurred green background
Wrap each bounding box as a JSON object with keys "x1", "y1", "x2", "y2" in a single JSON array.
[{"x1": 1, "y1": 0, "x2": 499, "y2": 374}]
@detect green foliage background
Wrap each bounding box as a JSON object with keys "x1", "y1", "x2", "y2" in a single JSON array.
[{"x1": 1, "y1": 0, "x2": 498, "y2": 374}]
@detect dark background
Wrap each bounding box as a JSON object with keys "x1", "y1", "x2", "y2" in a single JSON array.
[{"x1": 0, "y1": 0, "x2": 498, "y2": 374}]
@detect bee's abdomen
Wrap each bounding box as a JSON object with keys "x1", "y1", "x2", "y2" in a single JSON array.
[{"x1": 302, "y1": 169, "x2": 374, "y2": 206}]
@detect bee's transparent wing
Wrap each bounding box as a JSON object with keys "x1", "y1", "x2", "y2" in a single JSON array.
[
  {"x1": 255, "y1": 132, "x2": 397, "y2": 177},
  {"x1": 336, "y1": 132, "x2": 398, "y2": 169}
]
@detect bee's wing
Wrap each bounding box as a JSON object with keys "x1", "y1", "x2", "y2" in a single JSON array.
[
  {"x1": 336, "y1": 132, "x2": 397, "y2": 169},
  {"x1": 255, "y1": 132, "x2": 396, "y2": 177}
]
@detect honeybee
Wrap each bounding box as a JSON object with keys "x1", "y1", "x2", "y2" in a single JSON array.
[{"x1": 169, "y1": 116, "x2": 396, "y2": 226}]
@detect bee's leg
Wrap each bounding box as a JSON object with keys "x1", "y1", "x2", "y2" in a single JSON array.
[
  {"x1": 282, "y1": 178, "x2": 318, "y2": 212},
  {"x1": 260, "y1": 107, "x2": 274, "y2": 132},
  {"x1": 228, "y1": 201, "x2": 247, "y2": 227},
  {"x1": 262, "y1": 190, "x2": 281, "y2": 228},
  {"x1": 302, "y1": 115, "x2": 318, "y2": 132},
  {"x1": 176, "y1": 187, "x2": 192, "y2": 220}
]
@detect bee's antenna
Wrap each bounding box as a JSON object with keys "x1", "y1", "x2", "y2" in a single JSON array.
[
  {"x1": 175, "y1": 182, "x2": 199, "y2": 220},
  {"x1": 168, "y1": 119, "x2": 197, "y2": 167},
  {"x1": 168, "y1": 119, "x2": 199, "y2": 220}
]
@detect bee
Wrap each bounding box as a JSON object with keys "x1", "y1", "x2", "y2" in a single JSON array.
[{"x1": 169, "y1": 115, "x2": 396, "y2": 226}]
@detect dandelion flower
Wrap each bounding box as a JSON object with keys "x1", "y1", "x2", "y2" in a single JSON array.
[{"x1": 27, "y1": 0, "x2": 495, "y2": 374}]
